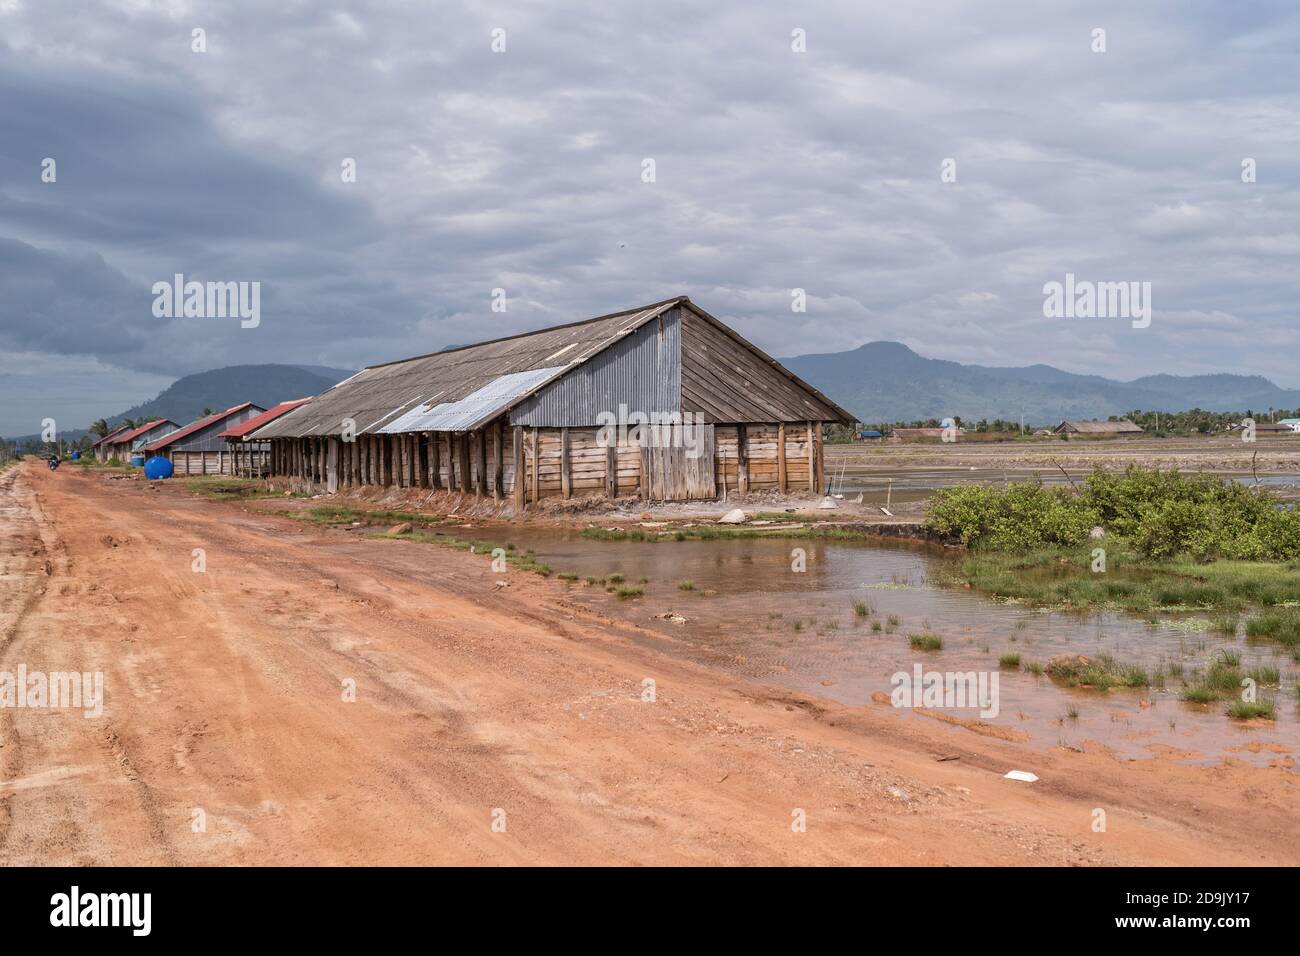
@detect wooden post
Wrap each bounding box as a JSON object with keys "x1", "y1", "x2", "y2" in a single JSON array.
[
  {"x1": 430, "y1": 432, "x2": 441, "y2": 489},
  {"x1": 492, "y1": 421, "x2": 503, "y2": 500},
  {"x1": 736, "y1": 424, "x2": 749, "y2": 495},
  {"x1": 777, "y1": 422, "x2": 787, "y2": 493},
  {"x1": 639, "y1": 432, "x2": 649, "y2": 501},
  {"x1": 415, "y1": 433, "x2": 427, "y2": 488},
  {"x1": 458, "y1": 433, "x2": 471, "y2": 493},
  {"x1": 530, "y1": 428, "x2": 540, "y2": 503},
  {"x1": 475, "y1": 430, "x2": 487, "y2": 496},
  {"x1": 560, "y1": 427, "x2": 572, "y2": 499},
  {"x1": 606, "y1": 440, "x2": 617, "y2": 499},
  {"x1": 807, "y1": 421, "x2": 817, "y2": 493},
  {"x1": 512, "y1": 426, "x2": 525, "y2": 510}
]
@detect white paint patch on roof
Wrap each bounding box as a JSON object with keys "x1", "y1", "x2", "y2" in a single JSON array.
[{"x1": 377, "y1": 366, "x2": 566, "y2": 433}]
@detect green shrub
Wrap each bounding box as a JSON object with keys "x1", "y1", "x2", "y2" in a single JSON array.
[{"x1": 929, "y1": 466, "x2": 1300, "y2": 561}]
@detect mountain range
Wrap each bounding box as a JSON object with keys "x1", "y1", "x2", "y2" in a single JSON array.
[
  {"x1": 104, "y1": 364, "x2": 353, "y2": 430},
  {"x1": 4, "y1": 364, "x2": 352, "y2": 444},
  {"x1": 780, "y1": 342, "x2": 1300, "y2": 425},
  {"x1": 11, "y1": 344, "x2": 1300, "y2": 446}
]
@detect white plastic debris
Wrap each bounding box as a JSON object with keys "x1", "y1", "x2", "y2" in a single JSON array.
[
  {"x1": 818, "y1": 496, "x2": 838, "y2": 510},
  {"x1": 718, "y1": 508, "x2": 747, "y2": 524},
  {"x1": 880, "y1": 506, "x2": 893, "y2": 517},
  {"x1": 1003, "y1": 770, "x2": 1039, "y2": 783}
]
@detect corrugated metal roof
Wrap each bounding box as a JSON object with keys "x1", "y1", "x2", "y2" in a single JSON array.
[
  {"x1": 376, "y1": 367, "x2": 564, "y2": 434},
  {"x1": 1057, "y1": 419, "x2": 1144, "y2": 434},
  {"x1": 106, "y1": 420, "x2": 175, "y2": 446},
  {"x1": 256, "y1": 298, "x2": 683, "y2": 438},
  {"x1": 221, "y1": 399, "x2": 312, "y2": 439},
  {"x1": 93, "y1": 425, "x2": 133, "y2": 447},
  {"x1": 145, "y1": 403, "x2": 259, "y2": 451}
]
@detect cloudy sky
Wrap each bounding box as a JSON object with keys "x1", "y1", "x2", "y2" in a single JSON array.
[{"x1": 2, "y1": 0, "x2": 1299, "y2": 434}]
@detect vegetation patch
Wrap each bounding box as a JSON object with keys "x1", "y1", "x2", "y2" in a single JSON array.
[
  {"x1": 927, "y1": 465, "x2": 1300, "y2": 561},
  {"x1": 1046, "y1": 654, "x2": 1148, "y2": 690},
  {"x1": 1226, "y1": 698, "x2": 1276, "y2": 720},
  {"x1": 908, "y1": 633, "x2": 943, "y2": 651}
]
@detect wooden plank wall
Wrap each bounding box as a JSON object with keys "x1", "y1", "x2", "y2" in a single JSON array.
[
  {"x1": 713, "y1": 424, "x2": 813, "y2": 494},
  {"x1": 269, "y1": 420, "x2": 825, "y2": 503}
]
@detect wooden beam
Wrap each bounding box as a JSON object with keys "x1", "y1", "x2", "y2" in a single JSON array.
[
  {"x1": 606, "y1": 440, "x2": 617, "y2": 499},
  {"x1": 807, "y1": 421, "x2": 817, "y2": 492},
  {"x1": 512, "y1": 426, "x2": 525, "y2": 511},
  {"x1": 639, "y1": 435, "x2": 650, "y2": 501},
  {"x1": 492, "y1": 421, "x2": 503, "y2": 500},
  {"x1": 777, "y1": 422, "x2": 787, "y2": 493},
  {"x1": 473, "y1": 430, "x2": 486, "y2": 496},
  {"x1": 560, "y1": 427, "x2": 571, "y2": 499},
  {"x1": 530, "y1": 428, "x2": 539, "y2": 503},
  {"x1": 736, "y1": 424, "x2": 749, "y2": 495},
  {"x1": 458, "y1": 433, "x2": 471, "y2": 493},
  {"x1": 430, "y1": 432, "x2": 441, "y2": 489}
]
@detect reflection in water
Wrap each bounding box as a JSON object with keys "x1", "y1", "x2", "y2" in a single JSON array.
[{"x1": 496, "y1": 529, "x2": 1298, "y2": 768}]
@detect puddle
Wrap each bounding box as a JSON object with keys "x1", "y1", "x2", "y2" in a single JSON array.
[{"x1": 487, "y1": 528, "x2": 1298, "y2": 768}]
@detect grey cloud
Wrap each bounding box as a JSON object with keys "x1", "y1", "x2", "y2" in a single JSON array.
[{"x1": 1, "y1": 0, "x2": 1300, "y2": 434}]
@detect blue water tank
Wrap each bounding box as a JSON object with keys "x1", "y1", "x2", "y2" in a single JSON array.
[
  {"x1": 143, "y1": 457, "x2": 174, "y2": 480},
  {"x1": 70, "y1": 451, "x2": 80, "y2": 460},
  {"x1": 130, "y1": 454, "x2": 146, "y2": 468}
]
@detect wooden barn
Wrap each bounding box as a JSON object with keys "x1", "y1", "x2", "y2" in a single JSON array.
[
  {"x1": 103, "y1": 419, "x2": 178, "y2": 462},
  {"x1": 144, "y1": 403, "x2": 265, "y2": 474},
  {"x1": 219, "y1": 399, "x2": 312, "y2": 477},
  {"x1": 91, "y1": 424, "x2": 133, "y2": 463},
  {"x1": 252, "y1": 296, "x2": 853, "y2": 506}
]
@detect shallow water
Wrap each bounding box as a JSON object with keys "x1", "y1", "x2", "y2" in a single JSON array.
[
  {"x1": 823, "y1": 465, "x2": 1300, "y2": 504},
  {"x1": 489, "y1": 528, "x2": 1298, "y2": 768}
]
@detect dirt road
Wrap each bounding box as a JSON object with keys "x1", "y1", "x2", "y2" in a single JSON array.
[{"x1": 0, "y1": 460, "x2": 1294, "y2": 865}]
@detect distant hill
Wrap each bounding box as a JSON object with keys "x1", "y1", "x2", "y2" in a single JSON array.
[
  {"x1": 104, "y1": 364, "x2": 353, "y2": 429},
  {"x1": 781, "y1": 342, "x2": 1300, "y2": 425},
  {"x1": 3, "y1": 364, "x2": 353, "y2": 447}
]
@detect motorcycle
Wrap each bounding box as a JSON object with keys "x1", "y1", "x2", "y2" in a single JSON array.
[{"x1": 47, "y1": 456, "x2": 60, "y2": 471}]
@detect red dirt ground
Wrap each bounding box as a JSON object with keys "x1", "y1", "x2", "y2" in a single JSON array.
[{"x1": 0, "y1": 460, "x2": 1295, "y2": 865}]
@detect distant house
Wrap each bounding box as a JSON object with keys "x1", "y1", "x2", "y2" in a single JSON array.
[
  {"x1": 219, "y1": 399, "x2": 312, "y2": 477},
  {"x1": 889, "y1": 427, "x2": 964, "y2": 442},
  {"x1": 92, "y1": 424, "x2": 134, "y2": 462},
  {"x1": 1053, "y1": 419, "x2": 1144, "y2": 437},
  {"x1": 104, "y1": 420, "x2": 178, "y2": 462},
  {"x1": 145, "y1": 403, "x2": 266, "y2": 475},
  {"x1": 1227, "y1": 419, "x2": 1295, "y2": 435},
  {"x1": 1278, "y1": 418, "x2": 1300, "y2": 432}
]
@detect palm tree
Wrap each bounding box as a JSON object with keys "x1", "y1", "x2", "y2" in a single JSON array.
[{"x1": 90, "y1": 418, "x2": 110, "y2": 438}]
